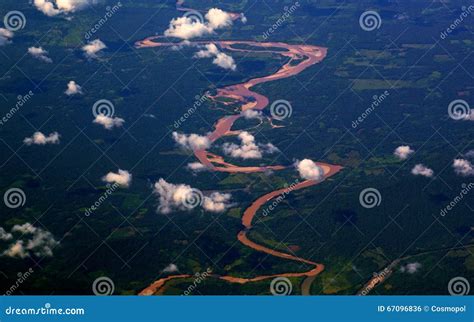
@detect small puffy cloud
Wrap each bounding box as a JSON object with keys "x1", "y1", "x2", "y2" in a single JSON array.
[
  {"x1": 262, "y1": 143, "x2": 279, "y2": 154},
  {"x1": 241, "y1": 109, "x2": 262, "y2": 119},
  {"x1": 205, "y1": 8, "x2": 233, "y2": 29},
  {"x1": 195, "y1": 43, "x2": 220, "y2": 58},
  {"x1": 2, "y1": 241, "x2": 28, "y2": 258},
  {"x1": 202, "y1": 192, "x2": 232, "y2": 213},
  {"x1": 93, "y1": 114, "x2": 125, "y2": 130},
  {"x1": 153, "y1": 178, "x2": 232, "y2": 214},
  {"x1": 65, "y1": 80, "x2": 83, "y2": 95},
  {"x1": 33, "y1": 0, "x2": 99, "y2": 17},
  {"x1": 164, "y1": 8, "x2": 233, "y2": 40},
  {"x1": 172, "y1": 132, "x2": 211, "y2": 151},
  {"x1": 187, "y1": 162, "x2": 209, "y2": 173},
  {"x1": 400, "y1": 262, "x2": 421, "y2": 274},
  {"x1": 162, "y1": 263, "x2": 179, "y2": 273},
  {"x1": 195, "y1": 43, "x2": 236, "y2": 71},
  {"x1": 102, "y1": 169, "x2": 132, "y2": 188},
  {"x1": 453, "y1": 159, "x2": 474, "y2": 176},
  {"x1": 213, "y1": 52, "x2": 236, "y2": 71},
  {"x1": 28, "y1": 47, "x2": 53, "y2": 63},
  {"x1": 222, "y1": 131, "x2": 278, "y2": 159},
  {"x1": 82, "y1": 39, "x2": 106, "y2": 59},
  {"x1": 462, "y1": 110, "x2": 474, "y2": 121},
  {"x1": 295, "y1": 159, "x2": 324, "y2": 180},
  {"x1": 24, "y1": 131, "x2": 60, "y2": 145},
  {"x1": 170, "y1": 40, "x2": 192, "y2": 51},
  {"x1": 240, "y1": 13, "x2": 248, "y2": 24},
  {"x1": 394, "y1": 145, "x2": 414, "y2": 160},
  {"x1": 0, "y1": 227, "x2": 13, "y2": 241},
  {"x1": 465, "y1": 150, "x2": 474, "y2": 159},
  {"x1": 1, "y1": 223, "x2": 59, "y2": 258},
  {"x1": 411, "y1": 164, "x2": 434, "y2": 178},
  {"x1": 153, "y1": 179, "x2": 196, "y2": 214},
  {"x1": 0, "y1": 28, "x2": 14, "y2": 46},
  {"x1": 165, "y1": 16, "x2": 213, "y2": 40}
]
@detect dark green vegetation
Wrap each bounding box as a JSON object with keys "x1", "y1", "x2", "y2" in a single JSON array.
[{"x1": 0, "y1": 0, "x2": 472, "y2": 295}]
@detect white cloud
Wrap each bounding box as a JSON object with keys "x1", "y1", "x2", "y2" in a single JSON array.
[
  {"x1": 170, "y1": 40, "x2": 192, "y2": 51},
  {"x1": 0, "y1": 227, "x2": 13, "y2": 241},
  {"x1": 82, "y1": 39, "x2": 106, "y2": 59},
  {"x1": 102, "y1": 169, "x2": 132, "y2": 188},
  {"x1": 195, "y1": 43, "x2": 236, "y2": 71},
  {"x1": 65, "y1": 80, "x2": 83, "y2": 95},
  {"x1": 11, "y1": 223, "x2": 37, "y2": 234},
  {"x1": 202, "y1": 192, "x2": 232, "y2": 213},
  {"x1": 465, "y1": 150, "x2": 474, "y2": 159},
  {"x1": 195, "y1": 43, "x2": 220, "y2": 58},
  {"x1": 165, "y1": 16, "x2": 213, "y2": 40},
  {"x1": 205, "y1": 8, "x2": 233, "y2": 29},
  {"x1": 153, "y1": 178, "x2": 232, "y2": 214},
  {"x1": 222, "y1": 131, "x2": 278, "y2": 159},
  {"x1": 453, "y1": 159, "x2": 474, "y2": 176},
  {"x1": 93, "y1": 114, "x2": 124, "y2": 130},
  {"x1": 187, "y1": 162, "x2": 209, "y2": 173},
  {"x1": 295, "y1": 159, "x2": 324, "y2": 180},
  {"x1": 400, "y1": 262, "x2": 421, "y2": 274},
  {"x1": 241, "y1": 109, "x2": 262, "y2": 119},
  {"x1": 172, "y1": 132, "x2": 211, "y2": 151},
  {"x1": 33, "y1": 0, "x2": 99, "y2": 17},
  {"x1": 2, "y1": 241, "x2": 28, "y2": 258},
  {"x1": 411, "y1": 164, "x2": 434, "y2": 178},
  {"x1": 1, "y1": 223, "x2": 59, "y2": 258},
  {"x1": 164, "y1": 8, "x2": 233, "y2": 40},
  {"x1": 213, "y1": 52, "x2": 236, "y2": 71},
  {"x1": 153, "y1": 179, "x2": 195, "y2": 214},
  {"x1": 394, "y1": 145, "x2": 414, "y2": 160},
  {"x1": 23, "y1": 131, "x2": 60, "y2": 145},
  {"x1": 162, "y1": 263, "x2": 179, "y2": 273},
  {"x1": 240, "y1": 13, "x2": 248, "y2": 24},
  {"x1": 462, "y1": 110, "x2": 474, "y2": 121},
  {"x1": 28, "y1": 47, "x2": 53, "y2": 63},
  {"x1": 263, "y1": 143, "x2": 279, "y2": 153},
  {"x1": 0, "y1": 28, "x2": 14, "y2": 46}
]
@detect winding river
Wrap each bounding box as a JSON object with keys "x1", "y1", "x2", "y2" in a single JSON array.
[{"x1": 136, "y1": 2, "x2": 342, "y2": 295}]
